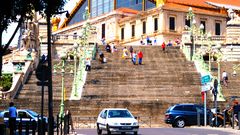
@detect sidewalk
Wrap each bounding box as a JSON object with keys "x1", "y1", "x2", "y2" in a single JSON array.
[{"x1": 191, "y1": 125, "x2": 240, "y2": 134}]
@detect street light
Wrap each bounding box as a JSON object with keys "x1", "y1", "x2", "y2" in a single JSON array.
[
  {"x1": 187, "y1": 7, "x2": 196, "y2": 60},
  {"x1": 73, "y1": 42, "x2": 79, "y2": 97},
  {"x1": 207, "y1": 32, "x2": 212, "y2": 72},
  {"x1": 53, "y1": 52, "x2": 73, "y2": 119}
]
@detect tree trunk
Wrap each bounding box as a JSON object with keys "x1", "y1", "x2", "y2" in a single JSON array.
[{"x1": 0, "y1": 30, "x2": 3, "y2": 77}]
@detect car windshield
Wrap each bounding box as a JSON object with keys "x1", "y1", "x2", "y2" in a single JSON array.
[
  {"x1": 26, "y1": 110, "x2": 38, "y2": 117},
  {"x1": 108, "y1": 110, "x2": 133, "y2": 118}
]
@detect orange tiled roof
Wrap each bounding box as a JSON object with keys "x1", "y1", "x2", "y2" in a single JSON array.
[
  {"x1": 166, "y1": 0, "x2": 240, "y2": 8},
  {"x1": 163, "y1": 2, "x2": 224, "y2": 15},
  {"x1": 115, "y1": 7, "x2": 139, "y2": 14}
]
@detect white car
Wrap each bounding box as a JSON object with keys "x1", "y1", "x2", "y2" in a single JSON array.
[{"x1": 96, "y1": 108, "x2": 139, "y2": 135}]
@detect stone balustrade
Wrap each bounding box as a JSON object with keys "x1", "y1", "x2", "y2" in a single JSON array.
[{"x1": 1, "y1": 52, "x2": 39, "y2": 99}]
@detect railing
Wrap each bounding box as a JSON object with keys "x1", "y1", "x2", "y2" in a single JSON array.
[{"x1": 1, "y1": 53, "x2": 39, "y2": 99}]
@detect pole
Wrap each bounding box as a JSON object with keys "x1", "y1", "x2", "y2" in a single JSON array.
[
  {"x1": 60, "y1": 60, "x2": 65, "y2": 119},
  {"x1": 41, "y1": 71, "x2": 44, "y2": 135},
  {"x1": 204, "y1": 91, "x2": 207, "y2": 126},
  {"x1": 74, "y1": 48, "x2": 78, "y2": 97},
  {"x1": 47, "y1": 9, "x2": 54, "y2": 135}
]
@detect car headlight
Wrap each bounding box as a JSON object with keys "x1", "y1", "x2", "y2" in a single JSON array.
[{"x1": 133, "y1": 122, "x2": 138, "y2": 126}]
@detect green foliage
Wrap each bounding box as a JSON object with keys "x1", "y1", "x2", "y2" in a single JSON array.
[
  {"x1": 0, "y1": 0, "x2": 67, "y2": 32},
  {"x1": 0, "y1": 74, "x2": 13, "y2": 91}
]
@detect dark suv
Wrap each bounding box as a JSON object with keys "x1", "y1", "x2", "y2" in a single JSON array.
[{"x1": 164, "y1": 103, "x2": 211, "y2": 128}]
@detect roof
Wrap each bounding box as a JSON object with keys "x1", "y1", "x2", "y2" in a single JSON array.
[
  {"x1": 115, "y1": 7, "x2": 139, "y2": 15},
  {"x1": 162, "y1": 3, "x2": 225, "y2": 16},
  {"x1": 166, "y1": 0, "x2": 240, "y2": 8}
]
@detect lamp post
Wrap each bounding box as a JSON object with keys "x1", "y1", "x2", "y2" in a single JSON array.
[
  {"x1": 53, "y1": 52, "x2": 73, "y2": 119},
  {"x1": 207, "y1": 33, "x2": 212, "y2": 72},
  {"x1": 73, "y1": 42, "x2": 79, "y2": 97},
  {"x1": 187, "y1": 7, "x2": 196, "y2": 61}
]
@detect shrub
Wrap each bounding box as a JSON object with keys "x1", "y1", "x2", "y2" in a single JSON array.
[{"x1": 0, "y1": 74, "x2": 13, "y2": 91}]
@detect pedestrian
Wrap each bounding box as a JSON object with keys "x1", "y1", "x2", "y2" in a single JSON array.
[
  {"x1": 85, "y1": 58, "x2": 91, "y2": 71},
  {"x1": 110, "y1": 43, "x2": 115, "y2": 53},
  {"x1": 153, "y1": 36, "x2": 157, "y2": 45},
  {"x1": 132, "y1": 51, "x2": 137, "y2": 65},
  {"x1": 64, "y1": 110, "x2": 75, "y2": 134},
  {"x1": 140, "y1": 35, "x2": 145, "y2": 45},
  {"x1": 137, "y1": 50, "x2": 143, "y2": 65},
  {"x1": 9, "y1": 102, "x2": 17, "y2": 135},
  {"x1": 105, "y1": 43, "x2": 111, "y2": 53},
  {"x1": 99, "y1": 51, "x2": 104, "y2": 63},
  {"x1": 161, "y1": 42, "x2": 166, "y2": 52},
  {"x1": 222, "y1": 71, "x2": 228, "y2": 87},
  {"x1": 122, "y1": 47, "x2": 129, "y2": 59},
  {"x1": 129, "y1": 46, "x2": 133, "y2": 58},
  {"x1": 167, "y1": 40, "x2": 172, "y2": 46},
  {"x1": 101, "y1": 37, "x2": 106, "y2": 46}
]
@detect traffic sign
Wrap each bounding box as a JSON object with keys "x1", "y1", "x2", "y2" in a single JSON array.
[
  {"x1": 201, "y1": 75, "x2": 211, "y2": 84},
  {"x1": 201, "y1": 83, "x2": 211, "y2": 92}
]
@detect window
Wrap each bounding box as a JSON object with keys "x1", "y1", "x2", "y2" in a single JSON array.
[
  {"x1": 173, "y1": 106, "x2": 184, "y2": 111},
  {"x1": 200, "y1": 21, "x2": 206, "y2": 34},
  {"x1": 154, "y1": 18, "x2": 158, "y2": 31},
  {"x1": 185, "y1": 19, "x2": 190, "y2": 27},
  {"x1": 132, "y1": 25, "x2": 135, "y2": 37},
  {"x1": 18, "y1": 111, "x2": 30, "y2": 118},
  {"x1": 73, "y1": 32, "x2": 77, "y2": 39},
  {"x1": 184, "y1": 105, "x2": 196, "y2": 112},
  {"x1": 121, "y1": 27, "x2": 124, "y2": 40},
  {"x1": 102, "y1": 23, "x2": 105, "y2": 39},
  {"x1": 100, "y1": 110, "x2": 107, "y2": 119},
  {"x1": 142, "y1": 21, "x2": 146, "y2": 34},
  {"x1": 215, "y1": 22, "x2": 221, "y2": 35},
  {"x1": 169, "y1": 17, "x2": 175, "y2": 31}
]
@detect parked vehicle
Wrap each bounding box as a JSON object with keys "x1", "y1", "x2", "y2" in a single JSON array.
[
  {"x1": 164, "y1": 103, "x2": 212, "y2": 128},
  {"x1": 96, "y1": 108, "x2": 139, "y2": 135},
  {"x1": 0, "y1": 109, "x2": 48, "y2": 130}
]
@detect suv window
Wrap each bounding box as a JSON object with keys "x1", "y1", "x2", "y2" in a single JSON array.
[
  {"x1": 184, "y1": 105, "x2": 196, "y2": 112},
  {"x1": 173, "y1": 106, "x2": 184, "y2": 111}
]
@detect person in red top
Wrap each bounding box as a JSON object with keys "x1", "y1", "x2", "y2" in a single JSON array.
[
  {"x1": 161, "y1": 42, "x2": 166, "y2": 52},
  {"x1": 137, "y1": 50, "x2": 143, "y2": 65}
]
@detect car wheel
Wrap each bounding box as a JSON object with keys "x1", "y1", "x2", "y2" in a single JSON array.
[
  {"x1": 106, "y1": 125, "x2": 111, "y2": 135},
  {"x1": 174, "y1": 118, "x2": 185, "y2": 128},
  {"x1": 97, "y1": 124, "x2": 102, "y2": 135},
  {"x1": 134, "y1": 131, "x2": 138, "y2": 135}
]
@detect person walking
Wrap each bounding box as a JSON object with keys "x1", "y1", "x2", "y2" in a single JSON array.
[
  {"x1": 222, "y1": 71, "x2": 228, "y2": 87},
  {"x1": 9, "y1": 102, "x2": 17, "y2": 135},
  {"x1": 137, "y1": 50, "x2": 143, "y2": 65},
  {"x1": 161, "y1": 42, "x2": 166, "y2": 52},
  {"x1": 129, "y1": 46, "x2": 133, "y2": 58},
  {"x1": 85, "y1": 58, "x2": 91, "y2": 71},
  {"x1": 132, "y1": 51, "x2": 137, "y2": 65},
  {"x1": 122, "y1": 47, "x2": 129, "y2": 59}
]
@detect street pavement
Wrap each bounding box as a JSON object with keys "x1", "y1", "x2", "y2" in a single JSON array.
[{"x1": 70, "y1": 126, "x2": 240, "y2": 135}]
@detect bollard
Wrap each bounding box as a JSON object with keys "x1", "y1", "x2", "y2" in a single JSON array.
[
  {"x1": 38, "y1": 115, "x2": 41, "y2": 135},
  {"x1": 223, "y1": 110, "x2": 226, "y2": 128},
  {"x1": 197, "y1": 110, "x2": 200, "y2": 127},
  {"x1": 238, "y1": 112, "x2": 240, "y2": 130},
  {"x1": 32, "y1": 120, "x2": 36, "y2": 135},
  {"x1": 232, "y1": 111, "x2": 234, "y2": 129},
  {"x1": 57, "y1": 115, "x2": 59, "y2": 135},
  {"x1": 19, "y1": 117, "x2": 22, "y2": 135},
  {"x1": 26, "y1": 120, "x2": 29, "y2": 135}
]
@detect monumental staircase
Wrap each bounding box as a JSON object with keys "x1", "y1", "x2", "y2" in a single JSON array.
[{"x1": 1, "y1": 45, "x2": 203, "y2": 128}]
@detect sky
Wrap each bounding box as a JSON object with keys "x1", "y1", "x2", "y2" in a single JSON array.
[{"x1": 2, "y1": 0, "x2": 78, "y2": 46}]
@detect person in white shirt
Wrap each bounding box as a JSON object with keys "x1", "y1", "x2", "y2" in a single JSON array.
[
  {"x1": 85, "y1": 58, "x2": 91, "y2": 71},
  {"x1": 222, "y1": 71, "x2": 228, "y2": 87}
]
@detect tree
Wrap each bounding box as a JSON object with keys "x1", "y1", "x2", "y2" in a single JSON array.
[{"x1": 0, "y1": 0, "x2": 66, "y2": 77}]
